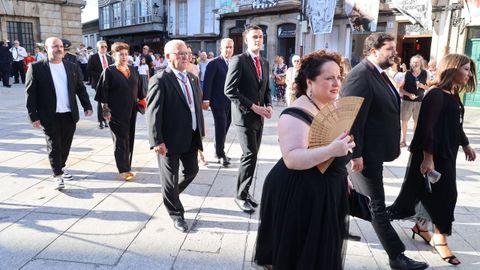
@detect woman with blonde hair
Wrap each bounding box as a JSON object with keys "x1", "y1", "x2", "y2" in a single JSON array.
[
  {"x1": 388, "y1": 54, "x2": 477, "y2": 265},
  {"x1": 285, "y1": 55, "x2": 300, "y2": 106},
  {"x1": 273, "y1": 55, "x2": 288, "y2": 105},
  {"x1": 95, "y1": 42, "x2": 146, "y2": 181}
]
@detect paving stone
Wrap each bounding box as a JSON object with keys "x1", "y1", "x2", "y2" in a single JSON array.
[{"x1": 0, "y1": 212, "x2": 79, "y2": 269}]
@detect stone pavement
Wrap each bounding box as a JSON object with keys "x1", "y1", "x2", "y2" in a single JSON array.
[{"x1": 0, "y1": 83, "x2": 479, "y2": 270}]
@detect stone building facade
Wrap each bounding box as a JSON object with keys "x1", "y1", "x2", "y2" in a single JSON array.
[{"x1": 0, "y1": 0, "x2": 85, "y2": 53}]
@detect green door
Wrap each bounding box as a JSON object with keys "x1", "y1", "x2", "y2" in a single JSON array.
[{"x1": 464, "y1": 38, "x2": 480, "y2": 107}]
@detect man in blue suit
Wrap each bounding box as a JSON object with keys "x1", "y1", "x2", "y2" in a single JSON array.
[{"x1": 202, "y1": 38, "x2": 234, "y2": 167}]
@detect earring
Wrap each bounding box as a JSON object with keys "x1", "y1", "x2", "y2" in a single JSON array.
[{"x1": 307, "y1": 88, "x2": 312, "y2": 98}]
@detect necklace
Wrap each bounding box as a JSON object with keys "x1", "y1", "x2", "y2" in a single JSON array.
[{"x1": 306, "y1": 95, "x2": 321, "y2": 111}]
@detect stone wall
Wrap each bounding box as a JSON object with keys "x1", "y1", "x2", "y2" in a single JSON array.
[{"x1": 0, "y1": 0, "x2": 85, "y2": 48}]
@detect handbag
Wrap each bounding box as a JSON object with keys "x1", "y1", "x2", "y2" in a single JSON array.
[
  {"x1": 349, "y1": 189, "x2": 372, "y2": 221},
  {"x1": 275, "y1": 76, "x2": 286, "y2": 85}
]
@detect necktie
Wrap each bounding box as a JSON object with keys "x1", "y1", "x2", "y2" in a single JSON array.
[
  {"x1": 101, "y1": 55, "x2": 108, "y2": 69},
  {"x1": 254, "y1": 56, "x2": 261, "y2": 80},
  {"x1": 380, "y1": 71, "x2": 399, "y2": 103},
  {"x1": 15, "y1": 48, "x2": 19, "y2": 60},
  {"x1": 177, "y1": 73, "x2": 192, "y2": 105}
]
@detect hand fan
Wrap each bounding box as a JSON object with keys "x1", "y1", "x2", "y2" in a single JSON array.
[{"x1": 308, "y1": 96, "x2": 364, "y2": 173}]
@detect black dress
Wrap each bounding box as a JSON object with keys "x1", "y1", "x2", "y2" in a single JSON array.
[
  {"x1": 388, "y1": 88, "x2": 469, "y2": 235},
  {"x1": 254, "y1": 108, "x2": 350, "y2": 270},
  {"x1": 95, "y1": 65, "x2": 146, "y2": 173}
]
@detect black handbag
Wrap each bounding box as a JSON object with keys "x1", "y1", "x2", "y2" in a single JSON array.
[{"x1": 349, "y1": 189, "x2": 372, "y2": 221}]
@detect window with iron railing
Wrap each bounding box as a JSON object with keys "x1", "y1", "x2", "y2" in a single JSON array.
[
  {"x1": 124, "y1": 0, "x2": 133, "y2": 26},
  {"x1": 112, "y1": 2, "x2": 122, "y2": 27},
  {"x1": 203, "y1": 0, "x2": 215, "y2": 33},
  {"x1": 7, "y1": 21, "x2": 34, "y2": 54},
  {"x1": 178, "y1": 0, "x2": 187, "y2": 35},
  {"x1": 100, "y1": 6, "x2": 111, "y2": 29}
]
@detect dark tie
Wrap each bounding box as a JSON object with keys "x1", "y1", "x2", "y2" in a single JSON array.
[
  {"x1": 254, "y1": 56, "x2": 261, "y2": 80},
  {"x1": 381, "y1": 72, "x2": 398, "y2": 96}
]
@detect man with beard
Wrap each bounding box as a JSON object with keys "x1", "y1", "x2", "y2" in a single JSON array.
[{"x1": 341, "y1": 33, "x2": 428, "y2": 270}]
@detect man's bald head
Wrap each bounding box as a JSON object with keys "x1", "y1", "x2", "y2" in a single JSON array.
[{"x1": 44, "y1": 37, "x2": 64, "y2": 63}]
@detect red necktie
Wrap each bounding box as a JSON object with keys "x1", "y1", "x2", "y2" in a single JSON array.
[
  {"x1": 254, "y1": 56, "x2": 261, "y2": 80},
  {"x1": 101, "y1": 55, "x2": 108, "y2": 69}
]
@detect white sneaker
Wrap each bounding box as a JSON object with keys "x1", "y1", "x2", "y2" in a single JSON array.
[
  {"x1": 62, "y1": 169, "x2": 74, "y2": 181},
  {"x1": 54, "y1": 176, "x2": 65, "y2": 190}
]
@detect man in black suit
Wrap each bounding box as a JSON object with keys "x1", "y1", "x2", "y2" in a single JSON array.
[
  {"x1": 146, "y1": 40, "x2": 205, "y2": 232},
  {"x1": 225, "y1": 25, "x2": 272, "y2": 214},
  {"x1": 87, "y1": 40, "x2": 113, "y2": 129},
  {"x1": 0, "y1": 39, "x2": 12, "y2": 88},
  {"x1": 341, "y1": 33, "x2": 428, "y2": 270},
  {"x1": 25, "y1": 37, "x2": 93, "y2": 191},
  {"x1": 202, "y1": 38, "x2": 234, "y2": 167}
]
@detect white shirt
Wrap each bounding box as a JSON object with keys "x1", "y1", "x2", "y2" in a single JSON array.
[
  {"x1": 49, "y1": 62, "x2": 71, "y2": 113},
  {"x1": 35, "y1": 52, "x2": 46, "y2": 62},
  {"x1": 10, "y1": 46, "x2": 27, "y2": 61},
  {"x1": 170, "y1": 65, "x2": 197, "y2": 131},
  {"x1": 133, "y1": 56, "x2": 140, "y2": 67},
  {"x1": 138, "y1": 64, "x2": 149, "y2": 75}
]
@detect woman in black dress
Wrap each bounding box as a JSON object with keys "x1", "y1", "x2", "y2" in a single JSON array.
[
  {"x1": 254, "y1": 50, "x2": 356, "y2": 270},
  {"x1": 388, "y1": 54, "x2": 477, "y2": 265},
  {"x1": 95, "y1": 42, "x2": 146, "y2": 181}
]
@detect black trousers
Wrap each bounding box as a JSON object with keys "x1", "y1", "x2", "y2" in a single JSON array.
[
  {"x1": 97, "y1": 102, "x2": 104, "y2": 123},
  {"x1": 157, "y1": 130, "x2": 200, "y2": 220},
  {"x1": 347, "y1": 161, "x2": 405, "y2": 259},
  {"x1": 211, "y1": 107, "x2": 231, "y2": 158},
  {"x1": 236, "y1": 124, "x2": 263, "y2": 200},
  {"x1": 12, "y1": 61, "x2": 25, "y2": 83},
  {"x1": 0, "y1": 63, "x2": 11, "y2": 86},
  {"x1": 109, "y1": 109, "x2": 137, "y2": 173},
  {"x1": 80, "y1": 63, "x2": 88, "y2": 81},
  {"x1": 43, "y1": 113, "x2": 76, "y2": 176}
]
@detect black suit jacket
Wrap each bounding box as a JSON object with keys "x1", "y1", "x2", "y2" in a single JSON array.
[
  {"x1": 87, "y1": 53, "x2": 113, "y2": 90},
  {"x1": 25, "y1": 60, "x2": 93, "y2": 126},
  {"x1": 341, "y1": 59, "x2": 401, "y2": 163},
  {"x1": 146, "y1": 66, "x2": 205, "y2": 154},
  {"x1": 203, "y1": 56, "x2": 230, "y2": 110},
  {"x1": 224, "y1": 52, "x2": 271, "y2": 128}
]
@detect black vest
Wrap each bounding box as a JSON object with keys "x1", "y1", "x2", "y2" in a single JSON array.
[{"x1": 403, "y1": 69, "x2": 428, "y2": 102}]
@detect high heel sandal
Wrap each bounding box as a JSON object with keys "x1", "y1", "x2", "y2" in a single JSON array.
[
  {"x1": 430, "y1": 239, "x2": 461, "y2": 265},
  {"x1": 411, "y1": 224, "x2": 431, "y2": 244}
]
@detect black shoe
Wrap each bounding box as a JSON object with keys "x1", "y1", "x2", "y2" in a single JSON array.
[
  {"x1": 13, "y1": 82, "x2": 19, "y2": 84},
  {"x1": 389, "y1": 253, "x2": 428, "y2": 270},
  {"x1": 224, "y1": 156, "x2": 231, "y2": 162},
  {"x1": 234, "y1": 198, "x2": 255, "y2": 213},
  {"x1": 104, "y1": 121, "x2": 108, "y2": 128},
  {"x1": 246, "y1": 193, "x2": 258, "y2": 208},
  {"x1": 98, "y1": 122, "x2": 104, "y2": 129},
  {"x1": 173, "y1": 217, "x2": 188, "y2": 233},
  {"x1": 4, "y1": 85, "x2": 11, "y2": 88},
  {"x1": 347, "y1": 233, "x2": 362, "y2": 241},
  {"x1": 219, "y1": 157, "x2": 230, "y2": 167}
]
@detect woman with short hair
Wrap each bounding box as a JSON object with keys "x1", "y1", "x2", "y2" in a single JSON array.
[{"x1": 95, "y1": 42, "x2": 146, "y2": 181}]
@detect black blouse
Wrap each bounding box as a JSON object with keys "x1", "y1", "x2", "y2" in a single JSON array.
[
  {"x1": 95, "y1": 65, "x2": 145, "y2": 121},
  {"x1": 409, "y1": 88, "x2": 469, "y2": 159}
]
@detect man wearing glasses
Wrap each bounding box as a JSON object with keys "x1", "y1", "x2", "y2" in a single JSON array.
[
  {"x1": 146, "y1": 40, "x2": 205, "y2": 233},
  {"x1": 87, "y1": 40, "x2": 113, "y2": 129}
]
